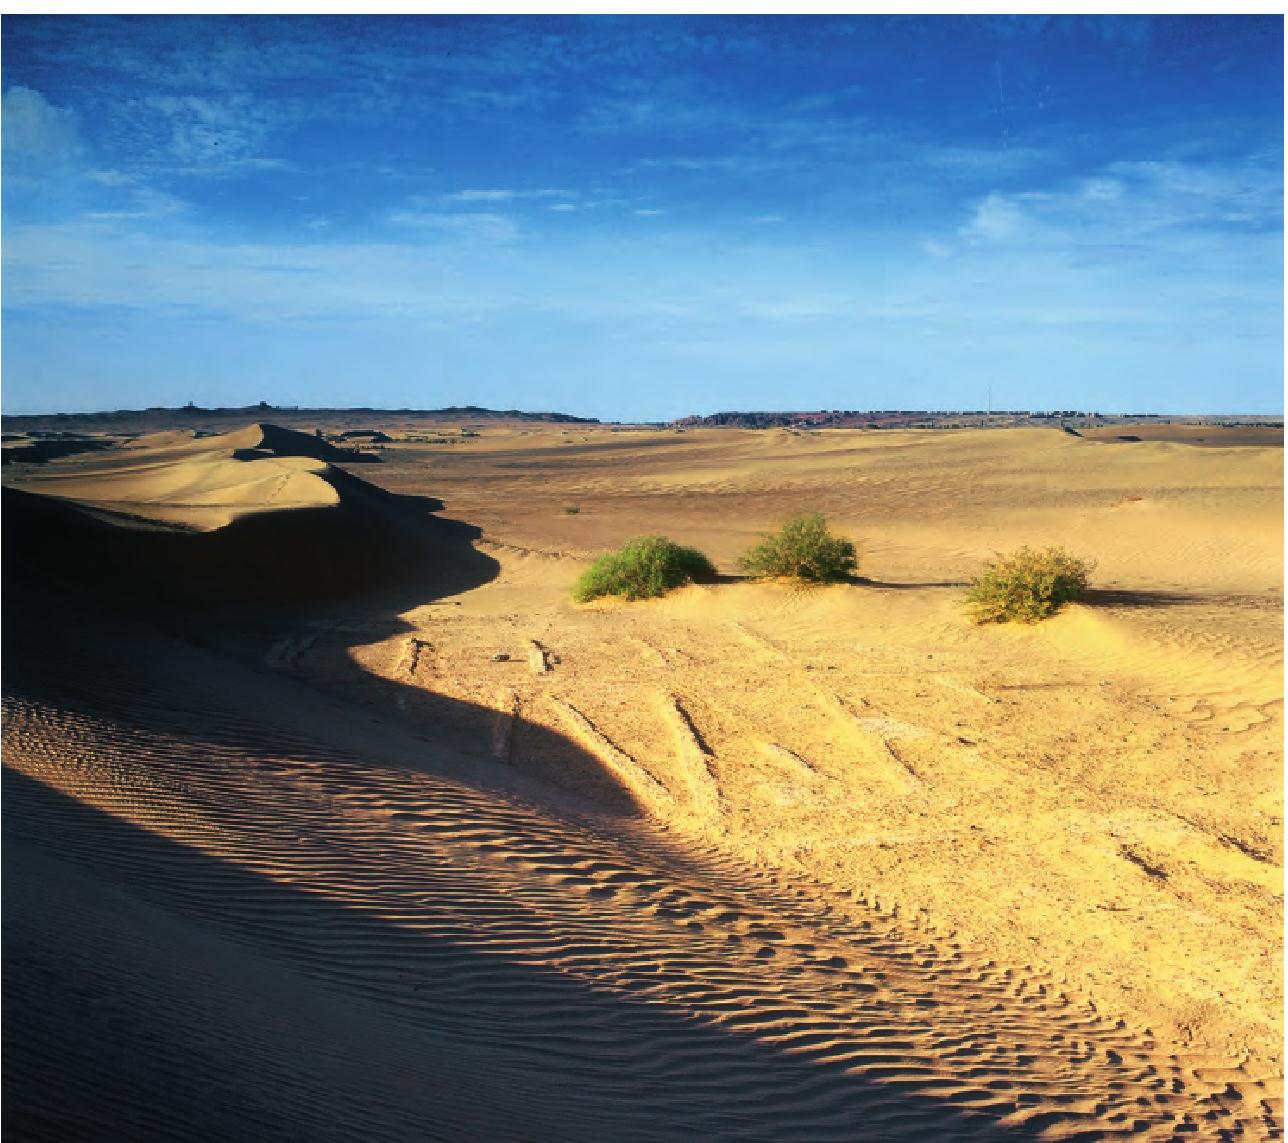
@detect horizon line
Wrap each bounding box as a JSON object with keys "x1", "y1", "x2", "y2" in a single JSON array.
[{"x1": 3, "y1": 404, "x2": 1284, "y2": 422}]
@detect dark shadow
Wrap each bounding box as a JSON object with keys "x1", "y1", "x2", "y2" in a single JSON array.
[
  {"x1": 3, "y1": 767, "x2": 1046, "y2": 1143},
  {"x1": 243, "y1": 422, "x2": 383, "y2": 464},
  {"x1": 383, "y1": 490, "x2": 445, "y2": 514},
  {"x1": 1, "y1": 437, "x2": 117, "y2": 465},
  {"x1": 849, "y1": 576, "x2": 970, "y2": 590},
  {"x1": 1080, "y1": 587, "x2": 1202, "y2": 610},
  {"x1": 706, "y1": 575, "x2": 968, "y2": 590},
  {"x1": 0, "y1": 465, "x2": 492, "y2": 610}
]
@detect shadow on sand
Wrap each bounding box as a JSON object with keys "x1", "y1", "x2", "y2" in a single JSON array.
[
  {"x1": 1080, "y1": 587, "x2": 1203, "y2": 610},
  {"x1": 708, "y1": 573, "x2": 969, "y2": 590},
  {"x1": 3, "y1": 768, "x2": 1052, "y2": 1142},
  {"x1": 849, "y1": 576, "x2": 970, "y2": 591}
]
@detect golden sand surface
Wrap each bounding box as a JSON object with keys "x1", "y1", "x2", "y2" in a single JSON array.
[{"x1": 4, "y1": 422, "x2": 1282, "y2": 1140}]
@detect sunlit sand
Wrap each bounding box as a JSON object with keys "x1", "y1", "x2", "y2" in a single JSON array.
[{"x1": 4, "y1": 420, "x2": 1282, "y2": 1139}]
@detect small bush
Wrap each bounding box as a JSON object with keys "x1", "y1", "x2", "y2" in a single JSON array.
[
  {"x1": 563, "y1": 504, "x2": 581, "y2": 515},
  {"x1": 738, "y1": 513, "x2": 858, "y2": 583},
  {"x1": 573, "y1": 535, "x2": 716, "y2": 602},
  {"x1": 966, "y1": 546, "x2": 1094, "y2": 624}
]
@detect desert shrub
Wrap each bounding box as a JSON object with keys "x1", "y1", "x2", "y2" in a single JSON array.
[
  {"x1": 965, "y1": 546, "x2": 1094, "y2": 624},
  {"x1": 738, "y1": 513, "x2": 858, "y2": 583},
  {"x1": 573, "y1": 535, "x2": 716, "y2": 602},
  {"x1": 563, "y1": 504, "x2": 581, "y2": 515}
]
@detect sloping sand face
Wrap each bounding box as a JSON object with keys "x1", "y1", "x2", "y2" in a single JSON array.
[
  {"x1": 5, "y1": 423, "x2": 343, "y2": 530},
  {"x1": 3, "y1": 423, "x2": 1282, "y2": 1140}
]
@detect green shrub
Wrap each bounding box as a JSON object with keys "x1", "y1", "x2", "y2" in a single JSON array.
[
  {"x1": 563, "y1": 504, "x2": 581, "y2": 515},
  {"x1": 738, "y1": 513, "x2": 858, "y2": 583},
  {"x1": 966, "y1": 546, "x2": 1094, "y2": 624},
  {"x1": 573, "y1": 535, "x2": 716, "y2": 602}
]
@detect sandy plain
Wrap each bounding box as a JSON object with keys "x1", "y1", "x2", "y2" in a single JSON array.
[{"x1": 3, "y1": 419, "x2": 1283, "y2": 1141}]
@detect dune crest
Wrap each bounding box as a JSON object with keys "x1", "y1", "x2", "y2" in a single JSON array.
[
  {"x1": 6, "y1": 422, "x2": 354, "y2": 531},
  {"x1": 2, "y1": 422, "x2": 496, "y2": 606}
]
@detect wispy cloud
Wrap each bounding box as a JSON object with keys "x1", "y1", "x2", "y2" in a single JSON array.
[
  {"x1": 2, "y1": 85, "x2": 82, "y2": 173},
  {"x1": 786, "y1": 84, "x2": 867, "y2": 113},
  {"x1": 442, "y1": 188, "x2": 521, "y2": 203},
  {"x1": 138, "y1": 93, "x2": 292, "y2": 176},
  {"x1": 3, "y1": 87, "x2": 193, "y2": 222},
  {"x1": 922, "y1": 145, "x2": 1049, "y2": 176},
  {"x1": 954, "y1": 156, "x2": 1282, "y2": 253},
  {"x1": 387, "y1": 209, "x2": 519, "y2": 242},
  {"x1": 627, "y1": 153, "x2": 799, "y2": 179},
  {"x1": 960, "y1": 192, "x2": 1028, "y2": 243},
  {"x1": 87, "y1": 168, "x2": 136, "y2": 187},
  {"x1": 440, "y1": 187, "x2": 567, "y2": 203},
  {"x1": 739, "y1": 296, "x2": 849, "y2": 321},
  {"x1": 2, "y1": 218, "x2": 504, "y2": 323}
]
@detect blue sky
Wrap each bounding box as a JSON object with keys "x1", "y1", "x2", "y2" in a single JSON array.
[{"x1": 2, "y1": 15, "x2": 1282, "y2": 419}]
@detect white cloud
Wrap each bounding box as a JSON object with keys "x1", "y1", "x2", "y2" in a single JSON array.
[
  {"x1": 2, "y1": 219, "x2": 505, "y2": 323},
  {"x1": 1080, "y1": 177, "x2": 1123, "y2": 202},
  {"x1": 79, "y1": 183, "x2": 188, "y2": 221},
  {"x1": 960, "y1": 193, "x2": 1027, "y2": 243},
  {"x1": 954, "y1": 157, "x2": 1281, "y2": 252},
  {"x1": 752, "y1": 214, "x2": 783, "y2": 225},
  {"x1": 387, "y1": 210, "x2": 520, "y2": 242},
  {"x1": 441, "y1": 188, "x2": 566, "y2": 203},
  {"x1": 634, "y1": 208, "x2": 664, "y2": 217},
  {"x1": 924, "y1": 145, "x2": 1049, "y2": 176},
  {"x1": 140, "y1": 92, "x2": 289, "y2": 175},
  {"x1": 787, "y1": 84, "x2": 867, "y2": 113},
  {"x1": 740, "y1": 296, "x2": 846, "y2": 321},
  {"x1": 443, "y1": 189, "x2": 518, "y2": 203},
  {"x1": 2, "y1": 90, "x2": 190, "y2": 221},
  {"x1": 2, "y1": 86, "x2": 82, "y2": 171},
  {"x1": 87, "y1": 168, "x2": 135, "y2": 187},
  {"x1": 547, "y1": 197, "x2": 631, "y2": 213}
]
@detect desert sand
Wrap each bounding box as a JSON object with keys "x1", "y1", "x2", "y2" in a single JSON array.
[{"x1": 3, "y1": 420, "x2": 1282, "y2": 1141}]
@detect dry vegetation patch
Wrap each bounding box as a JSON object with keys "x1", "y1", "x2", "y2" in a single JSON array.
[
  {"x1": 573, "y1": 535, "x2": 716, "y2": 602},
  {"x1": 738, "y1": 513, "x2": 858, "y2": 583},
  {"x1": 966, "y1": 546, "x2": 1094, "y2": 624}
]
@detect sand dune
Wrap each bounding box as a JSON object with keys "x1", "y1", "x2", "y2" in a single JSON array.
[
  {"x1": 5, "y1": 423, "x2": 359, "y2": 530},
  {"x1": 3, "y1": 424, "x2": 490, "y2": 605},
  {"x1": 3, "y1": 422, "x2": 1281, "y2": 1140}
]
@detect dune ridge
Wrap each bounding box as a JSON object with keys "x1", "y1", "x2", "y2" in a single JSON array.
[
  {"x1": 5, "y1": 422, "x2": 381, "y2": 531},
  {"x1": 2, "y1": 424, "x2": 491, "y2": 606}
]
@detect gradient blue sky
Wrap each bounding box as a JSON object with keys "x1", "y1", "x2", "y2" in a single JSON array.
[{"x1": 2, "y1": 14, "x2": 1282, "y2": 419}]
